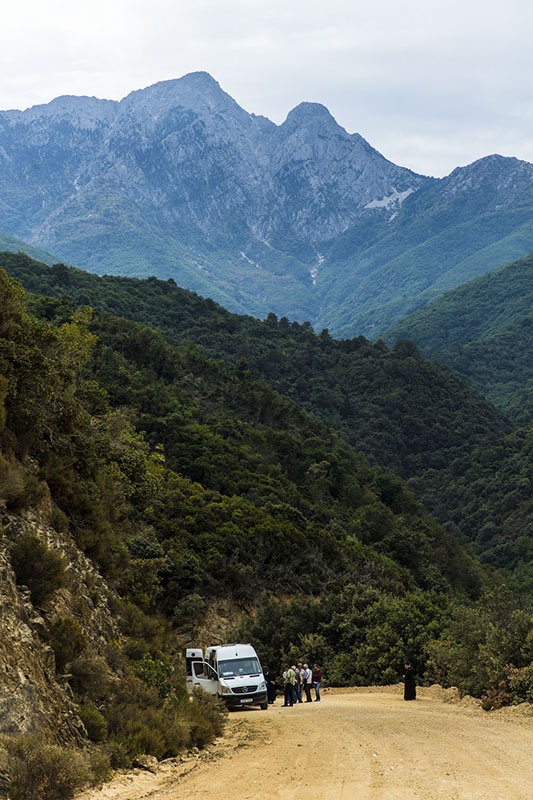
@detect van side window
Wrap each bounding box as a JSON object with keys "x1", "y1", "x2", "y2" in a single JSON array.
[{"x1": 192, "y1": 662, "x2": 205, "y2": 678}]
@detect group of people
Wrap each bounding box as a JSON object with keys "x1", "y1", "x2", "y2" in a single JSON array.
[
  {"x1": 263, "y1": 663, "x2": 323, "y2": 706},
  {"x1": 262, "y1": 662, "x2": 416, "y2": 704}
]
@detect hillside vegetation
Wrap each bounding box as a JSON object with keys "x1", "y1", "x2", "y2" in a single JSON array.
[
  {"x1": 0, "y1": 263, "x2": 485, "y2": 663},
  {"x1": 382, "y1": 252, "x2": 533, "y2": 424},
  {"x1": 3, "y1": 252, "x2": 509, "y2": 480},
  {"x1": 317, "y1": 159, "x2": 533, "y2": 337},
  {"x1": 2, "y1": 260, "x2": 533, "y2": 797},
  {"x1": 6, "y1": 252, "x2": 532, "y2": 581},
  {"x1": 0, "y1": 230, "x2": 58, "y2": 265}
]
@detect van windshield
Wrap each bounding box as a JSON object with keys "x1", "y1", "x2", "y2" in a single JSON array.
[{"x1": 218, "y1": 657, "x2": 261, "y2": 678}]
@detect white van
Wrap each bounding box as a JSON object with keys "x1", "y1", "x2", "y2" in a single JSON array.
[{"x1": 185, "y1": 643, "x2": 268, "y2": 709}]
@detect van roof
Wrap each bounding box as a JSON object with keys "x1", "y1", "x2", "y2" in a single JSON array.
[{"x1": 206, "y1": 643, "x2": 256, "y2": 656}]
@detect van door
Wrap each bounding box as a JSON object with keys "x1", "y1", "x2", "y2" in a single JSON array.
[{"x1": 190, "y1": 661, "x2": 219, "y2": 695}]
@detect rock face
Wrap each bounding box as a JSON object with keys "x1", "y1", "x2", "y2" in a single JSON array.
[
  {"x1": 0, "y1": 508, "x2": 119, "y2": 743},
  {"x1": 1, "y1": 72, "x2": 533, "y2": 335},
  {"x1": 0, "y1": 73, "x2": 422, "y2": 246}
]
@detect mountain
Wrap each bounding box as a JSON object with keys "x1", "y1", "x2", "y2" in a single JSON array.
[
  {"x1": 382, "y1": 252, "x2": 533, "y2": 422},
  {"x1": 0, "y1": 72, "x2": 423, "y2": 325},
  {"x1": 319, "y1": 155, "x2": 533, "y2": 337},
  {"x1": 2, "y1": 73, "x2": 533, "y2": 335}
]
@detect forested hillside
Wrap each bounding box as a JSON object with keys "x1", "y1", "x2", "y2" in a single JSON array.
[
  {"x1": 315, "y1": 156, "x2": 533, "y2": 337},
  {"x1": 0, "y1": 264, "x2": 486, "y2": 691},
  {"x1": 3, "y1": 252, "x2": 509, "y2": 480},
  {"x1": 0, "y1": 230, "x2": 57, "y2": 265},
  {"x1": 6, "y1": 251, "x2": 532, "y2": 582},
  {"x1": 2, "y1": 258, "x2": 533, "y2": 798},
  {"x1": 28, "y1": 291, "x2": 480, "y2": 601},
  {"x1": 382, "y1": 252, "x2": 533, "y2": 423}
]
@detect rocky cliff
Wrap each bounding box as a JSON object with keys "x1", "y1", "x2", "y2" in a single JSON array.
[
  {"x1": 0, "y1": 502, "x2": 119, "y2": 743},
  {"x1": 0, "y1": 72, "x2": 423, "y2": 247}
]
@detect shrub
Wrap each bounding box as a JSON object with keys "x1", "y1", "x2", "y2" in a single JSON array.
[
  {"x1": 69, "y1": 653, "x2": 112, "y2": 702},
  {"x1": 9, "y1": 533, "x2": 67, "y2": 605},
  {"x1": 104, "y1": 640, "x2": 129, "y2": 673},
  {"x1": 103, "y1": 740, "x2": 130, "y2": 769},
  {"x1": 79, "y1": 705, "x2": 108, "y2": 743},
  {"x1": 50, "y1": 617, "x2": 87, "y2": 673},
  {"x1": 132, "y1": 654, "x2": 172, "y2": 697},
  {"x1": 117, "y1": 600, "x2": 168, "y2": 658},
  {"x1": 189, "y1": 687, "x2": 228, "y2": 746},
  {"x1": 6, "y1": 735, "x2": 88, "y2": 800},
  {"x1": 7, "y1": 471, "x2": 47, "y2": 512},
  {"x1": 86, "y1": 747, "x2": 112, "y2": 784},
  {"x1": 326, "y1": 652, "x2": 357, "y2": 686},
  {"x1": 0, "y1": 454, "x2": 24, "y2": 505},
  {"x1": 481, "y1": 681, "x2": 512, "y2": 711},
  {"x1": 112, "y1": 719, "x2": 167, "y2": 760},
  {"x1": 50, "y1": 505, "x2": 69, "y2": 532},
  {"x1": 103, "y1": 674, "x2": 227, "y2": 765},
  {"x1": 507, "y1": 663, "x2": 533, "y2": 704},
  {"x1": 104, "y1": 674, "x2": 171, "y2": 761}
]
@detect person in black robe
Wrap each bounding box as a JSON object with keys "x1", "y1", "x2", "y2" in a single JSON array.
[
  {"x1": 403, "y1": 663, "x2": 416, "y2": 700},
  {"x1": 264, "y1": 667, "x2": 277, "y2": 704}
]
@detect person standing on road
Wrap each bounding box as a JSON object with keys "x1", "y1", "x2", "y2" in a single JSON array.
[
  {"x1": 295, "y1": 662, "x2": 304, "y2": 703},
  {"x1": 283, "y1": 664, "x2": 295, "y2": 707},
  {"x1": 303, "y1": 663, "x2": 313, "y2": 702},
  {"x1": 403, "y1": 663, "x2": 416, "y2": 701},
  {"x1": 264, "y1": 666, "x2": 277, "y2": 704},
  {"x1": 290, "y1": 665, "x2": 299, "y2": 705},
  {"x1": 312, "y1": 663, "x2": 322, "y2": 701}
]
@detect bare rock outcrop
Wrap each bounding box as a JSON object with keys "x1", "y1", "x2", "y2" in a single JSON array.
[{"x1": 0, "y1": 507, "x2": 120, "y2": 744}]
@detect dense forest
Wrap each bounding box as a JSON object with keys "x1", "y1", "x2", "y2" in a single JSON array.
[
  {"x1": 4, "y1": 251, "x2": 532, "y2": 582},
  {"x1": 382, "y1": 252, "x2": 533, "y2": 424},
  {"x1": 1, "y1": 254, "x2": 533, "y2": 787}
]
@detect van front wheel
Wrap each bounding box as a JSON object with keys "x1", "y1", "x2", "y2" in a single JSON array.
[{"x1": 260, "y1": 702, "x2": 268, "y2": 710}]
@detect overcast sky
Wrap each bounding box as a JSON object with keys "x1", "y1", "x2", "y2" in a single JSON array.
[{"x1": 1, "y1": 0, "x2": 531, "y2": 176}]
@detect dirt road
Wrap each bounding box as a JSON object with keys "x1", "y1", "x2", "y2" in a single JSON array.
[{"x1": 79, "y1": 687, "x2": 533, "y2": 800}]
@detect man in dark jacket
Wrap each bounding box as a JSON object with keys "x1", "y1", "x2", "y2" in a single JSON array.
[
  {"x1": 403, "y1": 663, "x2": 416, "y2": 700},
  {"x1": 264, "y1": 667, "x2": 277, "y2": 704}
]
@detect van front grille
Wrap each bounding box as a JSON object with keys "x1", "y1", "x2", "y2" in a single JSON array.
[{"x1": 232, "y1": 685, "x2": 257, "y2": 694}]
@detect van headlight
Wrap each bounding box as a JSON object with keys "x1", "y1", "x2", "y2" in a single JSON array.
[
  {"x1": 258, "y1": 681, "x2": 266, "y2": 692},
  {"x1": 220, "y1": 684, "x2": 232, "y2": 694}
]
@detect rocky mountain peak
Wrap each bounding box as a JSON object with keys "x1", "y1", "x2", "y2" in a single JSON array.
[
  {"x1": 119, "y1": 71, "x2": 247, "y2": 124},
  {"x1": 445, "y1": 154, "x2": 533, "y2": 195},
  {"x1": 2, "y1": 94, "x2": 117, "y2": 129},
  {"x1": 282, "y1": 101, "x2": 345, "y2": 137},
  {"x1": 2, "y1": 72, "x2": 531, "y2": 339}
]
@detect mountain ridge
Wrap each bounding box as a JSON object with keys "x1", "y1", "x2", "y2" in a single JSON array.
[{"x1": 1, "y1": 72, "x2": 532, "y2": 335}]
